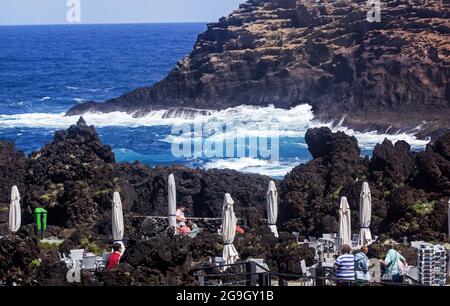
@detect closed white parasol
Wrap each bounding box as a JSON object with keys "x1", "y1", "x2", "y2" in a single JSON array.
[
  {"x1": 112, "y1": 191, "x2": 124, "y2": 241},
  {"x1": 358, "y1": 182, "x2": 373, "y2": 246},
  {"x1": 338, "y1": 196, "x2": 351, "y2": 249},
  {"x1": 168, "y1": 173, "x2": 177, "y2": 228},
  {"x1": 266, "y1": 181, "x2": 279, "y2": 237},
  {"x1": 221, "y1": 193, "x2": 239, "y2": 269},
  {"x1": 112, "y1": 192, "x2": 124, "y2": 252},
  {"x1": 9, "y1": 186, "x2": 21, "y2": 233}
]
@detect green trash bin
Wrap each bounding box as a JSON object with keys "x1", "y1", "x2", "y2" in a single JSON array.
[{"x1": 34, "y1": 208, "x2": 47, "y2": 239}]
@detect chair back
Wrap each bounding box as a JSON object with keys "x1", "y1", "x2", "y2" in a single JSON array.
[
  {"x1": 102, "y1": 252, "x2": 110, "y2": 263},
  {"x1": 82, "y1": 256, "x2": 97, "y2": 271},
  {"x1": 322, "y1": 233, "x2": 332, "y2": 240},
  {"x1": 214, "y1": 257, "x2": 223, "y2": 266},
  {"x1": 70, "y1": 249, "x2": 85, "y2": 260},
  {"x1": 300, "y1": 260, "x2": 308, "y2": 275}
]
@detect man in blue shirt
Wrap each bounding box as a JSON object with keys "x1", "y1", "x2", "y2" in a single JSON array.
[{"x1": 334, "y1": 244, "x2": 355, "y2": 286}]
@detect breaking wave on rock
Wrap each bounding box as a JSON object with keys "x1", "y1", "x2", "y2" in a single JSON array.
[{"x1": 0, "y1": 104, "x2": 430, "y2": 177}]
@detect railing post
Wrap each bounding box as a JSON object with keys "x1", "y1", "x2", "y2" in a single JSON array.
[
  {"x1": 315, "y1": 263, "x2": 325, "y2": 287},
  {"x1": 278, "y1": 278, "x2": 288, "y2": 286},
  {"x1": 258, "y1": 273, "x2": 270, "y2": 286},
  {"x1": 246, "y1": 261, "x2": 257, "y2": 286},
  {"x1": 196, "y1": 270, "x2": 205, "y2": 286}
]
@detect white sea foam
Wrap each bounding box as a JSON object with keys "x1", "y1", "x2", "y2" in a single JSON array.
[
  {"x1": 40, "y1": 97, "x2": 51, "y2": 101},
  {"x1": 0, "y1": 104, "x2": 429, "y2": 149},
  {"x1": 202, "y1": 157, "x2": 302, "y2": 178},
  {"x1": 74, "y1": 98, "x2": 87, "y2": 103},
  {"x1": 0, "y1": 104, "x2": 430, "y2": 178}
]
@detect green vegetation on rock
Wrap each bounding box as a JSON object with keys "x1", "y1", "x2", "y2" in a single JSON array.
[
  {"x1": 81, "y1": 237, "x2": 102, "y2": 256},
  {"x1": 332, "y1": 186, "x2": 343, "y2": 200},
  {"x1": 411, "y1": 201, "x2": 435, "y2": 216},
  {"x1": 31, "y1": 259, "x2": 41, "y2": 267}
]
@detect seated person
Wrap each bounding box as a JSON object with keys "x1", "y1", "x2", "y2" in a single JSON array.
[
  {"x1": 176, "y1": 205, "x2": 186, "y2": 227},
  {"x1": 236, "y1": 225, "x2": 245, "y2": 234},
  {"x1": 105, "y1": 243, "x2": 122, "y2": 270},
  {"x1": 187, "y1": 219, "x2": 199, "y2": 233},
  {"x1": 178, "y1": 222, "x2": 191, "y2": 235}
]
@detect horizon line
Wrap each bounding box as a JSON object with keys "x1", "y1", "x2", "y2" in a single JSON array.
[{"x1": 0, "y1": 21, "x2": 211, "y2": 27}]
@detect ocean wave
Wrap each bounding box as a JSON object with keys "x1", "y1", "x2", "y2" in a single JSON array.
[
  {"x1": 202, "y1": 157, "x2": 302, "y2": 178},
  {"x1": 65, "y1": 86, "x2": 115, "y2": 93},
  {"x1": 0, "y1": 104, "x2": 429, "y2": 151},
  {"x1": 74, "y1": 98, "x2": 87, "y2": 103}
]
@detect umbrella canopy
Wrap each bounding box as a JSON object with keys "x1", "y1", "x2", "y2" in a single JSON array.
[
  {"x1": 358, "y1": 182, "x2": 373, "y2": 246},
  {"x1": 9, "y1": 186, "x2": 21, "y2": 232},
  {"x1": 266, "y1": 180, "x2": 279, "y2": 237},
  {"x1": 221, "y1": 193, "x2": 239, "y2": 268},
  {"x1": 168, "y1": 173, "x2": 177, "y2": 228},
  {"x1": 112, "y1": 192, "x2": 124, "y2": 241},
  {"x1": 338, "y1": 196, "x2": 351, "y2": 249}
]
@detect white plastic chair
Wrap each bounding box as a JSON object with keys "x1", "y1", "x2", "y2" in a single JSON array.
[
  {"x1": 101, "y1": 252, "x2": 110, "y2": 265},
  {"x1": 300, "y1": 260, "x2": 311, "y2": 277},
  {"x1": 214, "y1": 256, "x2": 224, "y2": 267},
  {"x1": 70, "y1": 249, "x2": 85, "y2": 260},
  {"x1": 82, "y1": 256, "x2": 98, "y2": 271},
  {"x1": 322, "y1": 233, "x2": 332, "y2": 240}
]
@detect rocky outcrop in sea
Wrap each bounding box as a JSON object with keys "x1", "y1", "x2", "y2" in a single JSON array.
[{"x1": 67, "y1": 0, "x2": 450, "y2": 135}]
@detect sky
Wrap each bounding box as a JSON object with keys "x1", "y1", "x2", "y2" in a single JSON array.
[{"x1": 0, "y1": 0, "x2": 245, "y2": 25}]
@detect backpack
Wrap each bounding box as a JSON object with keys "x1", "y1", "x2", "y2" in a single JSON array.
[{"x1": 396, "y1": 251, "x2": 408, "y2": 276}]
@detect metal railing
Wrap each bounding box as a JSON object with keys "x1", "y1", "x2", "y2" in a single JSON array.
[{"x1": 194, "y1": 261, "x2": 421, "y2": 287}]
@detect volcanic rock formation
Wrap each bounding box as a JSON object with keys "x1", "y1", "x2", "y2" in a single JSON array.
[
  {"x1": 279, "y1": 126, "x2": 450, "y2": 241},
  {"x1": 67, "y1": 0, "x2": 450, "y2": 134}
]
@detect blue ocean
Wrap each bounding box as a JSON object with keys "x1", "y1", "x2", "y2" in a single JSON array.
[{"x1": 0, "y1": 24, "x2": 429, "y2": 178}]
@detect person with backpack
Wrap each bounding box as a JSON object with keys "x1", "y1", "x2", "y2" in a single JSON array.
[
  {"x1": 379, "y1": 247, "x2": 407, "y2": 283},
  {"x1": 354, "y1": 246, "x2": 372, "y2": 285}
]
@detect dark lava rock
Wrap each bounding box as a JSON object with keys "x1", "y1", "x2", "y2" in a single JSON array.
[
  {"x1": 116, "y1": 163, "x2": 271, "y2": 220},
  {"x1": 0, "y1": 142, "x2": 27, "y2": 232},
  {"x1": 369, "y1": 139, "x2": 415, "y2": 190},
  {"x1": 279, "y1": 127, "x2": 450, "y2": 242},
  {"x1": 414, "y1": 133, "x2": 450, "y2": 194},
  {"x1": 67, "y1": 0, "x2": 450, "y2": 134},
  {"x1": 0, "y1": 142, "x2": 27, "y2": 204},
  {"x1": 279, "y1": 127, "x2": 366, "y2": 235},
  {"x1": 23, "y1": 118, "x2": 119, "y2": 228},
  {"x1": 0, "y1": 235, "x2": 40, "y2": 286}
]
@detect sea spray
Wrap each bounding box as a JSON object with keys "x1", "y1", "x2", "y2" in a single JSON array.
[
  {"x1": 171, "y1": 121, "x2": 280, "y2": 162},
  {"x1": 0, "y1": 104, "x2": 429, "y2": 177}
]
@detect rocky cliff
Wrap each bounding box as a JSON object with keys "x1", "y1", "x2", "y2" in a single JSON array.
[{"x1": 67, "y1": 0, "x2": 450, "y2": 134}]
